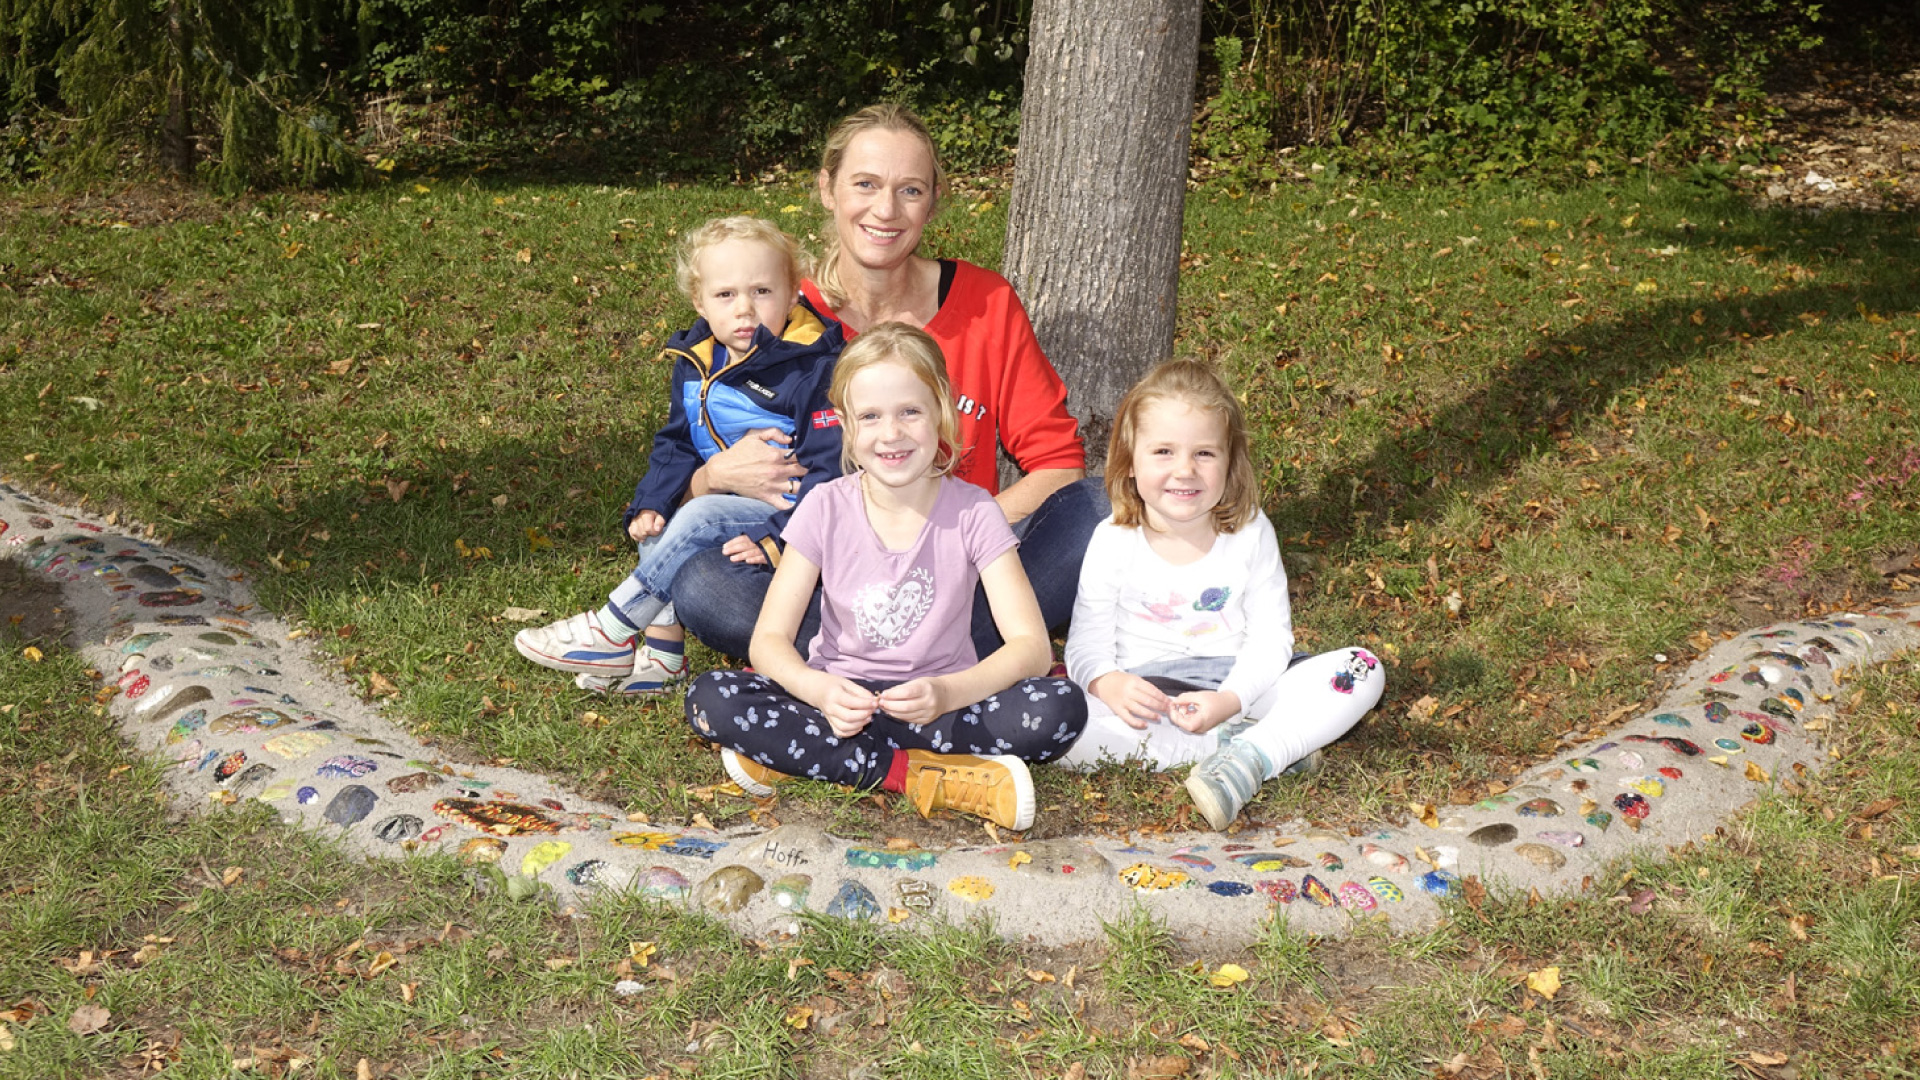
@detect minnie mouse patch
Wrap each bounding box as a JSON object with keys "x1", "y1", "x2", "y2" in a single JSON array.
[{"x1": 1331, "y1": 649, "x2": 1379, "y2": 694}]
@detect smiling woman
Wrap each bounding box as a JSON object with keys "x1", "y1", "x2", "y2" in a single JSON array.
[{"x1": 672, "y1": 103, "x2": 1110, "y2": 664}]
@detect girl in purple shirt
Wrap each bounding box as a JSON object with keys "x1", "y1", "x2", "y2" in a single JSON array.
[{"x1": 682, "y1": 324, "x2": 1086, "y2": 831}]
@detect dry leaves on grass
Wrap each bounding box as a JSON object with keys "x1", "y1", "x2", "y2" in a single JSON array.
[{"x1": 66, "y1": 1003, "x2": 110, "y2": 1036}]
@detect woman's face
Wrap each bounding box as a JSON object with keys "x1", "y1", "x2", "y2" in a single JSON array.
[{"x1": 819, "y1": 127, "x2": 938, "y2": 274}]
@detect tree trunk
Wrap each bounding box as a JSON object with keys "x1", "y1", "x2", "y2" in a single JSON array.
[
  {"x1": 1003, "y1": 0, "x2": 1202, "y2": 475},
  {"x1": 161, "y1": 0, "x2": 193, "y2": 181}
]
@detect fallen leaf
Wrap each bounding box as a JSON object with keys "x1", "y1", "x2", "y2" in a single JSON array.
[
  {"x1": 368, "y1": 672, "x2": 399, "y2": 697},
  {"x1": 1746, "y1": 760, "x2": 1771, "y2": 783},
  {"x1": 1178, "y1": 1033, "x2": 1210, "y2": 1052},
  {"x1": 1208, "y1": 963, "x2": 1249, "y2": 987},
  {"x1": 544, "y1": 957, "x2": 573, "y2": 971},
  {"x1": 368, "y1": 951, "x2": 397, "y2": 976},
  {"x1": 516, "y1": 248, "x2": 533, "y2": 264},
  {"x1": 1024, "y1": 969, "x2": 1055, "y2": 983},
  {"x1": 1126, "y1": 1054, "x2": 1191, "y2": 1079},
  {"x1": 628, "y1": 941, "x2": 656, "y2": 968},
  {"x1": 66, "y1": 1003, "x2": 110, "y2": 1036},
  {"x1": 501, "y1": 607, "x2": 548, "y2": 623},
  {"x1": 784, "y1": 1006, "x2": 812, "y2": 1030},
  {"x1": 1749, "y1": 1050, "x2": 1788, "y2": 1066},
  {"x1": 1525, "y1": 966, "x2": 1561, "y2": 1000},
  {"x1": 1408, "y1": 695, "x2": 1439, "y2": 722},
  {"x1": 0, "y1": 1025, "x2": 13, "y2": 1052},
  {"x1": 22, "y1": 647, "x2": 42, "y2": 663},
  {"x1": 1463, "y1": 876, "x2": 1487, "y2": 912},
  {"x1": 222, "y1": 866, "x2": 245, "y2": 886}
]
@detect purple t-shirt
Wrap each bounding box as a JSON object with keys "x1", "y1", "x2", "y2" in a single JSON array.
[{"x1": 782, "y1": 474, "x2": 1018, "y2": 681}]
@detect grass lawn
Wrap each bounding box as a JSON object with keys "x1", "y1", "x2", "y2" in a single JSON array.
[{"x1": 2, "y1": 172, "x2": 1918, "y2": 1077}]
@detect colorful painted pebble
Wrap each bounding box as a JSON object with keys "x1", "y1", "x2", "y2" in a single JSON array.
[
  {"x1": 1740, "y1": 722, "x2": 1776, "y2": 745},
  {"x1": 262, "y1": 731, "x2": 332, "y2": 759},
  {"x1": 1119, "y1": 863, "x2": 1191, "y2": 892},
  {"x1": 1366, "y1": 877, "x2": 1404, "y2": 903},
  {"x1": 1713, "y1": 738, "x2": 1743, "y2": 752},
  {"x1": 1565, "y1": 758, "x2": 1602, "y2": 773},
  {"x1": 519, "y1": 840, "x2": 572, "y2": 878},
  {"x1": 1255, "y1": 879, "x2": 1298, "y2": 905},
  {"x1": 634, "y1": 865, "x2": 690, "y2": 899},
  {"x1": 1514, "y1": 798, "x2": 1562, "y2": 818},
  {"x1": 1229, "y1": 852, "x2": 1309, "y2": 871},
  {"x1": 1337, "y1": 881, "x2": 1378, "y2": 911},
  {"x1": 296, "y1": 785, "x2": 321, "y2": 805},
  {"x1": 386, "y1": 771, "x2": 444, "y2": 794},
  {"x1": 435, "y1": 798, "x2": 565, "y2": 836},
  {"x1": 1418, "y1": 870, "x2": 1461, "y2": 897},
  {"x1": 947, "y1": 875, "x2": 997, "y2": 902},
  {"x1": 1537, "y1": 830, "x2": 1586, "y2": 848},
  {"x1": 1624, "y1": 776, "x2": 1666, "y2": 798},
  {"x1": 1703, "y1": 702, "x2": 1731, "y2": 723},
  {"x1": 566, "y1": 860, "x2": 610, "y2": 888},
  {"x1": 1657, "y1": 766, "x2": 1683, "y2": 780},
  {"x1": 1208, "y1": 881, "x2": 1255, "y2": 897},
  {"x1": 896, "y1": 879, "x2": 935, "y2": 911},
  {"x1": 315, "y1": 755, "x2": 378, "y2": 779},
  {"x1": 212, "y1": 751, "x2": 248, "y2": 782},
  {"x1": 1300, "y1": 875, "x2": 1336, "y2": 907},
  {"x1": 846, "y1": 846, "x2": 938, "y2": 871},
  {"x1": 1616, "y1": 750, "x2": 1645, "y2": 770},
  {"x1": 1170, "y1": 852, "x2": 1216, "y2": 872},
  {"x1": 825, "y1": 879, "x2": 879, "y2": 920},
  {"x1": 372, "y1": 814, "x2": 424, "y2": 843},
  {"x1": 1613, "y1": 792, "x2": 1650, "y2": 820}
]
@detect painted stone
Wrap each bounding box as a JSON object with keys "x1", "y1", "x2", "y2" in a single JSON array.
[
  {"x1": 1514, "y1": 798, "x2": 1562, "y2": 818},
  {"x1": 1418, "y1": 871, "x2": 1461, "y2": 897},
  {"x1": 1009, "y1": 838, "x2": 1108, "y2": 876},
  {"x1": 209, "y1": 707, "x2": 296, "y2": 735},
  {"x1": 566, "y1": 860, "x2": 610, "y2": 888},
  {"x1": 695, "y1": 866, "x2": 765, "y2": 914},
  {"x1": 120, "y1": 674, "x2": 151, "y2": 699},
  {"x1": 1739, "y1": 722, "x2": 1776, "y2": 745},
  {"x1": 372, "y1": 814, "x2": 424, "y2": 843},
  {"x1": 434, "y1": 799, "x2": 564, "y2": 836},
  {"x1": 323, "y1": 785, "x2": 378, "y2": 827},
  {"x1": 1229, "y1": 852, "x2": 1310, "y2": 872},
  {"x1": 229, "y1": 763, "x2": 276, "y2": 795},
  {"x1": 1584, "y1": 811, "x2": 1613, "y2": 831},
  {"x1": 1740, "y1": 670, "x2": 1769, "y2": 687},
  {"x1": 386, "y1": 771, "x2": 444, "y2": 794},
  {"x1": 947, "y1": 876, "x2": 996, "y2": 903},
  {"x1": 1360, "y1": 844, "x2": 1409, "y2": 873},
  {"x1": 635, "y1": 865, "x2": 691, "y2": 899},
  {"x1": 1537, "y1": 830, "x2": 1585, "y2": 848},
  {"x1": 296, "y1": 785, "x2": 321, "y2": 805},
  {"x1": 1760, "y1": 698, "x2": 1796, "y2": 720},
  {"x1": 897, "y1": 879, "x2": 935, "y2": 911},
  {"x1": 1473, "y1": 794, "x2": 1519, "y2": 811},
  {"x1": 1512, "y1": 843, "x2": 1567, "y2": 871},
  {"x1": 1781, "y1": 688, "x2": 1806, "y2": 706},
  {"x1": 1616, "y1": 751, "x2": 1645, "y2": 770},
  {"x1": 1417, "y1": 845, "x2": 1460, "y2": 869},
  {"x1": 1703, "y1": 702, "x2": 1731, "y2": 723},
  {"x1": 823, "y1": 878, "x2": 879, "y2": 920},
  {"x1": 538, "y1": 799, "x2": 566, "y2": 812},
  {"x1": 198, "y1": 632, "x2": 238, "y2": 646},
  {"x1": 419, "y1": 826, "x2": 444, "y2": 843},
  {"x1": 1613, "y1": 793, "x2": 1650, "y2": 820},
  {"x1": 258, "y1": 779, "x2": 296, "y2": 802},
  {"x1": 210, "y1": 751, "x2": 248, "y2": 781},
  {"x1": 1338, "y1": 882, "x2": 1378, "y2": 911},
  {"x1": 1366, "y1": 877, "x2": 1405, "y2": 903},
  {"x1": 1302, "y1": 829, "x2": 1347, "y2": 846},
  {"x1": 1657, "y1": 766, "x2": 1683, "y2": 780},
  {"x1": 847, "y1": 846, "x2": 939, "y2": 872},
  {"x1": 316, "y1": 755, "x2": 378, "y2": 779},
  {"x1": 610, "y1": 832, "x2": 725, "y2": 860},
  {"x1": 1300, "y1": 875, "x2": 1336, "y2": 907},
  {"x1": 1565, "y1": 758, "x2": 1601, "y2": 773},
  {"x1": 1208, "y1": 881, "x2": 1255, "y2": 897},
  {"x1": 129, "y1": 564, "x2": 181, "y2": 588},
  {"x1": 1119, "y1": 863, "x2": 1191, "y2": 892},
  {"x1": 1652, "y1": 713, "x2": 1691, "y2": 727},
  {"x1": 1799, "y1": 646, "x2": 1830, "y2": 667},
  {"x1": 1713, "y1": 738, "x2": 1743, "y2": 753},
  {"x1": 769, "y1": 873, "x2": 813, "y2": 910},
  {"x1": 1170, "y1": 851, "x2": 1216, "y2": 872},
  {"x1": 459, "y1": 838, "x2": 508, "y2": 865},
  {"x1": 261, "y1": 731, "x2": 332, "y2": 759},
  {"x1": 1468, "y1": 823, "x2": 1519, "y2": 847},
  {"x1": 1316, "y1": 852, "x2": 1345, "y2": 872},
  {"x1": 1643, "y1": 735, "x2": 1702, "y2": 757},
  {"x1": 1699, "y1": 688, "x2": 1738, "y2": 701},
  {"x1": 165, "y1": 709, "x2": 208, "y2": 744},
  {"x1": 1221, "y1": 844, "x2": 1254, "y2": 853},
  {"x1": 139, "y1": 589, "x2": 204, "y2": 608},
  {"x1": 1624, "y1": 776, "x2": 1666, "y2": 798},
  {"x1": 1255, "y1": 879, "x2": 1298, "y2": 905},
  {"x1": 519, "y1": 840, "x2": 572, "y2": 878},
  {"x1": 146, "y1": 656, "x2": 174, "y2": 672},
  {"x1": 141, "y1": 684, "x2": 212, "y2": 721}
]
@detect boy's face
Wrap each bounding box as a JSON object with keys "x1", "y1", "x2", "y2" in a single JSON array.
[{"x1": 691, "y1": 237, "x2": 794, "y2": 354}]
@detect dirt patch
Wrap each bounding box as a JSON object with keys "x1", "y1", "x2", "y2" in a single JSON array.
[
  {"x1": 1739, "y1": 40, "x2": 1920, "y2": 211},
  {"x1": 0, "y1": 561, "x2": 70, "y2": 644}
]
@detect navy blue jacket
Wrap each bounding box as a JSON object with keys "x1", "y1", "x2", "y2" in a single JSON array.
[{"x1": 624, "y1": 296, "x2": 845, "y2": 556}]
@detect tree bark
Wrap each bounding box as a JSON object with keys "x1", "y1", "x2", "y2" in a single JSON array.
[
  {"x1": 162, "y1": 0, "x2": 194, "y2": 181},
  {"x1": 1003, "y1": 0, "x2": 1202, "y2": 475}
]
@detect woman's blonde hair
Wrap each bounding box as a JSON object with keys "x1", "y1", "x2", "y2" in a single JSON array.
[
  {"x1": 673, "y1": 215, "x2": 807, "y2": 303},
  {"x1": 1107, "y1": 359, "x2": 1261, "y2": 534},
  {"x1": 829, "y1": 322, "x2": 961, "y2": 478},
  {"x1": 814, "y1": 103, "x2": 946, "y2": 307}
]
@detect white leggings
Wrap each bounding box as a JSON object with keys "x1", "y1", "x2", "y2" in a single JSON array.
[{"x1": 1053, "y1": 646, "x2": 1384, "y2": 774}]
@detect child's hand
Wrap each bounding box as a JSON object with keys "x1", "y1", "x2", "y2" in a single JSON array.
[
  {"x1": 820, "y1": 678, "x2": 879, "y2": 737},
  {"x1": 1088, "y1": 672, "x2": 1172, "y2": 731},
  {"x1": 722, "y1": 534, "x2": 768, "y2": 565},
  {"x1": 877, "y1": 677, "x2": 947, "y2": 726},
  {"x1": 1168, "y1": 690, "x2": 1241, "y2": 735},
  {"x1": 627, "y1": 510, "x2": 665, "y2": 543}
]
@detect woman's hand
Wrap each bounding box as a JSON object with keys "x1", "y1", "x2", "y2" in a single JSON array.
[
  {"x1": 722, "y1": 534, "x2": 768, "y2": 565},
  {"x1": 1168, "y1": 690, "x2": 1241, "y2": 735},
  {"x1": 627, "y1": 509, "x2": 666, "y2": 543},
  {"x1": 1088, "y1": 671, "x2": 1172, "y2": 731},
  {"x1": 701, "y1": 428, "x2": 805, "y2": 508},
  {"x1": 877, "y1": 677, "x2": 948, "y2": 726},
  {"x1": 819, "y1": 678, "x2": 880, "y2": 737}
]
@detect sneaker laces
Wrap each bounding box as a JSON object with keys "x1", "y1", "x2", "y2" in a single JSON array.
[{"x1": 909, "y1": 761, "x2": 996, "y2": 819}]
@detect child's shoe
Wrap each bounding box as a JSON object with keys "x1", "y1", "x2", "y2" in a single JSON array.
[
  {"x1": 721, "y1": 748, "x2": 793, "y2": 796},
  {"x1": 572, "y1": 645, "x2": 689, "y2": 696},
  {"x1": 1184, "y1": 738, "x2": 1272, "y2": 831},
  {"x1": 514, "y1": 611, "x2": 634, "y2": 675},
  {"x1": 902, "y1": 749, "x2": 1035, "y2": 831},
  {"x1": 1279, "y1": 749, "x2": 1325, "y2": 778}
]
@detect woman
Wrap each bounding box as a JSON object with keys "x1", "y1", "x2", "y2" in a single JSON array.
[{"x1": 672, "y1": 103, "x2": 1107, "y2": 660}]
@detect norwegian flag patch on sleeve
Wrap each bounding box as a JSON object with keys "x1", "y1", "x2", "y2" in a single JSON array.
[{"x1": 810, "y1": 410, "x2": 840, "y2": 429}]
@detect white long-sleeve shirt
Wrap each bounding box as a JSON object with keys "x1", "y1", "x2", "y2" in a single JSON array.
[{"x1": 1064, "y1": 511, "x2": 1295, "y2": 721}]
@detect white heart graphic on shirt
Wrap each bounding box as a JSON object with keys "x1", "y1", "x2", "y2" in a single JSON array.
[{"x1": 853, "y1": 567, "x2": 936, "y2": 648}]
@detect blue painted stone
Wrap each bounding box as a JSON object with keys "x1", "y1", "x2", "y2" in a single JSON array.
[
  {"x1": 1171, "y1": 852, "x2": 1216, "y2": 871},
  {"x1": 1782, "y1": 688, "x2": 1806, "y2": 705},
  {"x1": 635, "y1": 865, "x2": 690, "y2": 899},
  {"x1": 1229, "y1": 852, "x2": 1310, "y2": 871},
  {"x1": 166, "y1": 709, "x2": 208, "y2": 744},
  {"x1": 1208, "y1": 880, "x2": 1254, "y2": 897},
  {"x1": 1613, "y1": 792, "x2": 1650, "y2": 819},
  {"x1": 296, "y1": 785, "x2": 321, "y2": 804},
  {"x1": 323, "y1": 785, "x2": 378, "y2": 827},
  {"x1": 825, "y1": 879, "x2": 882, "y2": 921},
  {"x1": 1515, "y1": 798, "x2": 1562, "y2": 818},
  {"x1": 566, "y1": 859, "x2": 609, "y2": 887},
  {"x1": 659, "y1": 837, "x2": 724, "y2": 860},
  {"x1": 1740, "y1": 721, "x2": 1777, "y2": 744},
  {"x1": 1584, "y1": 810, "x2": 1612, "y2": 831},
  {"x1": 315, "y1": 755, "x2": 378, "y2": 779},
  {"x1": 1652, "y1": 713, "x2": 1692, "y2": 727},
  {"x1": 1418, "y1": 870, "x2": 1461, "y2": 897},
  {"x1": 1703, "y1": 702, "x2": 1731, "y2": 723},
  {"x1": 1714, "y1": 738, "x2": 1743, "y2": 752},
  {"x1": 120, "y1": 632, "x2": 170, "y2": 655},
  {"x1": 845, "y1": 847, "x2": 938, "y2": 871}
]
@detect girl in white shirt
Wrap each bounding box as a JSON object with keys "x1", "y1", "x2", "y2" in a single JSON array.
[{"x1": 1059, "y1": 359, "x2": 1384, "y2": 829}]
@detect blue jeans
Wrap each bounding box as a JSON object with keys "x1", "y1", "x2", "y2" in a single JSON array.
[
  {"x1": 604, "y1": 494, "x2": 775, "y2": 634},
  {"x1": 673, "y1": 475, "x2": 1111, "y2": 659}
]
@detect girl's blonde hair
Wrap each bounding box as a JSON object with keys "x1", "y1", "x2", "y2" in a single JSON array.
[
  {"x1": 673, "y1": 215, "x2": 807, "y2": 303},
  {"x1": 1107, "y1": 359, "x2": 1261, "y2": 534},
  {"x1": 829, "y1": 322, "x2": 961, "y2": 478},
  {"x1": 814, "y1": 103, "x2": 946, "y2": 308}
]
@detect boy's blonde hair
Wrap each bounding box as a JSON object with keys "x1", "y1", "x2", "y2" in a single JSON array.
[
  {"x1": 814, "y1": 104, "x2": 947, "y2": 308},
  {"x1": 1107, "y1": 359, "x2": 1261, "y2": 534},
  {"x1": 673, "y1": 215, "x2": 807, "y2": 303},
  {"x1": 829, "y1": 322, "x2": 961, "y2": 478}
]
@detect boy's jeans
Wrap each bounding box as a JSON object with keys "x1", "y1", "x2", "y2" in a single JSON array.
[{"x1": 605, "y1": 494, "x2": 775, "y2": 633}]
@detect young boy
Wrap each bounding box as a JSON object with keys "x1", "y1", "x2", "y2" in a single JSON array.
[{"x1": 514, "y1": 216, "x2": 845, "y2": 693}]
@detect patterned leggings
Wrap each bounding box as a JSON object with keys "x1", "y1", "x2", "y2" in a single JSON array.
[{"x1": 684, "y1": 670, "x2": 1088, "y2": 789}]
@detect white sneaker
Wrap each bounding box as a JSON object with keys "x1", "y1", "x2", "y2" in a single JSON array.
[
  {"x1": 514, "y1": 611, "x2": 635, "y2": 675},
  {"x1": 573, "y1": 645, "x2": 689, "y2": 696}
]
